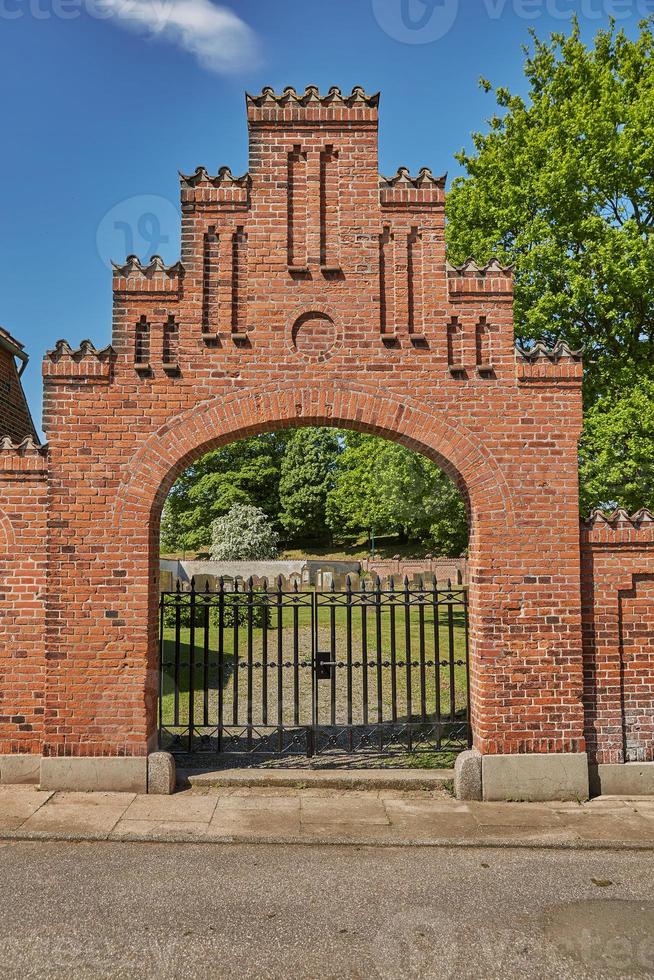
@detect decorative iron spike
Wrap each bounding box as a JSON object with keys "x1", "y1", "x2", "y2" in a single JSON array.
[
  {"x1": 190, "y1": 576, "x2": 196, "y2": 592},
  {"x1": 176, "y1": 579, "x2": 181, "y2": 593}
]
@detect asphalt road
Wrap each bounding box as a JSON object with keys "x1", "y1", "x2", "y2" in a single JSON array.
[{"x1": 0, "y1": 841, "x2": 652, "y2": 979}]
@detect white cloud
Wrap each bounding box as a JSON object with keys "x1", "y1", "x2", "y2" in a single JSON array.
[{"x1": 95, "y1": 0, "x2": 259, "y2": 73}]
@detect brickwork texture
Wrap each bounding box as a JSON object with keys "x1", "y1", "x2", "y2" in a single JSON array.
[{"x1": 0, "y1": 86, "x2": 652, "y2": 766}]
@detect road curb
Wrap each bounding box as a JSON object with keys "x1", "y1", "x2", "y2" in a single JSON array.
[{"x1": 2, "y1": 829, "x2": 654, "y2": 850}]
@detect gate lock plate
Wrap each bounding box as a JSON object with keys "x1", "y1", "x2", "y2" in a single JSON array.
[{"x1": 315, "y1": 651, "x2": 335, "y2": 680}]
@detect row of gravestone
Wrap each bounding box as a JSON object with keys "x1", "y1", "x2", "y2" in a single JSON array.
[{"x1": 160, "y1": 568, "x2": 463, "y2": 594}]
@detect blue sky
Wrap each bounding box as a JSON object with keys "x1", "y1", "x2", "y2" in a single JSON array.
[{"x1": 1, "y1": 0, "x2": 650, "y2": 436}]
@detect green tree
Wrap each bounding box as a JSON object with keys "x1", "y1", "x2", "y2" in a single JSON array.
[
  {"x1": 278, "y1": 428, "x2": 342, "y2": 544},
  {"x1": 447, "y1": 18, "x2": 654, "y2": 510},
  {"x1": 160, "y1": 433, "x2": 287, "y2": 554},
  {"x1": 326, "y1": 433, "x2": 468, "y2": 556},
  {"x1": 580, "y1": 377, "x2": 654, "y2": 514},
  {"x1": 211, "y1": 503, "x2": 280, "y2": 561}
]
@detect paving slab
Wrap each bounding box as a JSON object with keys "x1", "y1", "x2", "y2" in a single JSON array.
[
  {"x1": 559, "y1": 811, "x2": 654, "y2": 843},
  {"x1": 210, "y1": 797, "x2": 301, "y2": 837},
  {"x1": 18, "y1": 802, "x2": 128, "y2": 839},
  {"x1": 382, "y1": 799, "x2": 479, "y2": 839},
  {"x1": 122, "y1": 791, "x2": 219, "y2": 824},
  {"x1": 111, "y1": 819, "x2": 214, "y2": 841},
  {"x1": 2, "y1": 784, "x2": 654, "y2": 848},
  {"x1": 49, "y1": 791, "x2": 136, "y2": 808},
  {"x1": 300, "y1": 821, "x2": 395, "y2": 841},
  {"x1": 0, "y1": 787, "x2": 53, "y2": 832},
  {"x1": 468, "y1": 802, "x2": 565, "y2": 829},
  {"x1": 300, "y1": 796, "x2": 389, "y2": 828}
]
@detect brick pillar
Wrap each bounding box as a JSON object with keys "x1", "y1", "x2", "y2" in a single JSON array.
[{"x1": 0, "y1": 437, "x2": 48, "y2": 780}]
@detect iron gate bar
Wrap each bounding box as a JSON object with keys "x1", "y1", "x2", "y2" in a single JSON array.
[
  {"x1": 389, "y1": 582, "x2": 397, "y2": 723},
  {"x1": 432, "y1": 581, "x2": 441, "y2": 736},
  {"x1": 158, "y1": 575, "x2": 470, "y2": 758},
  {"x1": 202, "y1": 585, "x2": 210, "y2": 728},
  {"x1": 217, "y1": 580, "x2": 224, "y2": 752}
]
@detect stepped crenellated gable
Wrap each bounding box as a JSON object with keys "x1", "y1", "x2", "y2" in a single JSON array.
[
  {"x1": 43, "y1": 339, "x2": 114, "y2": 381},
  {"x1": 515, "y1": 340, "x2": 583, "y2": 383},
  {"x1": 246, "y1": 85, "x2": 379, "y2": 108},
  {"x1": 111, "y1": 256, "x2": 184, "y2": 295},
  {"x1": 584, "y1": 508, "x2": 654, "y2": 533},
  {"x1": 0, "y1": 434, "x2": 48, "y2": 473},
  {"x1": 516, "y1": 340, "x2": 583, "y2": 363}
]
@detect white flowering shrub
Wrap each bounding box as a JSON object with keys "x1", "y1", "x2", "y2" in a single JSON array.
[{"x1": 210, "y1": 504, "x2": 279, "y2": 561}]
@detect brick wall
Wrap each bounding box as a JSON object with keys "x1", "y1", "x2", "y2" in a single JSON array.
[
  {"x1": 362, "y1": 557, "x2": 468, "y2": 584},
  {"x1": 0, "y1": 332, "x2": 37, "y2": 443},
  {"x1": 581, "y1": 509, "x2": 654, "y2": 764},
  {"x1": 0, "y1": 438, "x2": 48, "y2": 755},
  {"x1": 3, "y1": 86, "x2": 592, "y2": 760}
]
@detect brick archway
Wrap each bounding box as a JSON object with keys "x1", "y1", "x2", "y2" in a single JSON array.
[
  {"x1": 113, "y1": 381, "x2": 516, "y2": 751},
  {"x1": 0, "y1": 86, "x2": 599, "y2": 796},
  {"x1": 115, "y1": 381, "x2": 514, "y2": 529}
]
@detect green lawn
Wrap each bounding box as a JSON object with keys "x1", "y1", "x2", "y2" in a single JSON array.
[{"x1": 159, "y1": 593, "x2": 469, "y2": 738}]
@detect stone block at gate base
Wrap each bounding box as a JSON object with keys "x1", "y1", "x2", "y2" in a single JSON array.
[
  {"x1": 454, "y1": 749, "x2": 482, "y2": 801},
  {"x1": 0, "y1": 754, "x2": 40, "y2": 785},
  {"x1": 589, "y1": 763, "x2": 654, "y2": 797},
  {"x1": 40, "y1": 757, "x2": 147, "y2": 794},
  {"x1": 482, "y1": 753, "x2": 589, "y2": 802},
  {"x1": 147, "y1": 752, "x2": 176, "y2": 795}
]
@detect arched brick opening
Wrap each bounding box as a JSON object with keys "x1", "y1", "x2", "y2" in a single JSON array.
[
  {"x1": 3, "y1": 86, "x2": 597, "y2": 797},
  {"x1": 114, "y1": 382, "x2": 513, "y2": 752}
]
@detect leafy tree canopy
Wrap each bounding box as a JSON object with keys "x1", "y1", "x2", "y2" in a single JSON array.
[
  {"x1": 326, "y1": 433, "x2": 468, "y2": 557},
  {"x1": 161, "y1": 433, "x2": 287, "y2": 554},
  {"x1": 580, "y1": 376, "x2": 654, "y2": 514},
  {"x1": 278, "y1": 427, "x2": 342, "y2": 544},
  {"x1": 161, "y1": 428, "x2": 469, "y2": 557},
  {"x1": 447, "y1": 18, "x2": 654, "y2": 510}
]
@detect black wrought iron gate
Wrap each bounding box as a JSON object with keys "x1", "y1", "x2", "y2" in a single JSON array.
[{"x1": 158, "y1": 577, "x2": 471, "y2": 759}]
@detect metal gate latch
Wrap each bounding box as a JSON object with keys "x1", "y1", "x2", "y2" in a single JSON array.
[{"x1": 315, "y1": 651, "x2": 335, "y2": 680}]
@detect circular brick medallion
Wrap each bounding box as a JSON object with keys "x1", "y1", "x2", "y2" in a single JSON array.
[{"x1": 289, "y1": 311, "x2": 341, "y2": 363}]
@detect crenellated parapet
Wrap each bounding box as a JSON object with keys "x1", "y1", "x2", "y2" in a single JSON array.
[
  {"x1": 180, "y1": 166, "x2": 250, "y2": 211},
  {"x1": 43, "y1": 339, "x2": 115, "y2": 382},
  {"x1": 379, "y1": 167, "x2": 446, "y2": 210},
  {"x1": 246, "y1": 85, "x2": 379, "y2": 128},
  {"x1": 0, "y1": 435, "x2": 48, "y2": 475},
  {"x1": 515, "y1": 340, "x2": 583, "y2": 383},
  {"x1": 112, "y1": 255, "x2": 184, "y2": 296},
  {"x1": 446, "y1": 259, "x2": 513, "y2": 300},
  {"x1": 582, "y1": 508, "x2": 654, "y2": 544}
]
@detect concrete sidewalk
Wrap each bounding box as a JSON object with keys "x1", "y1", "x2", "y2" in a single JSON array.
[{"x1": 1, "y1": 784, "x2": 654, "y2": 848}]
